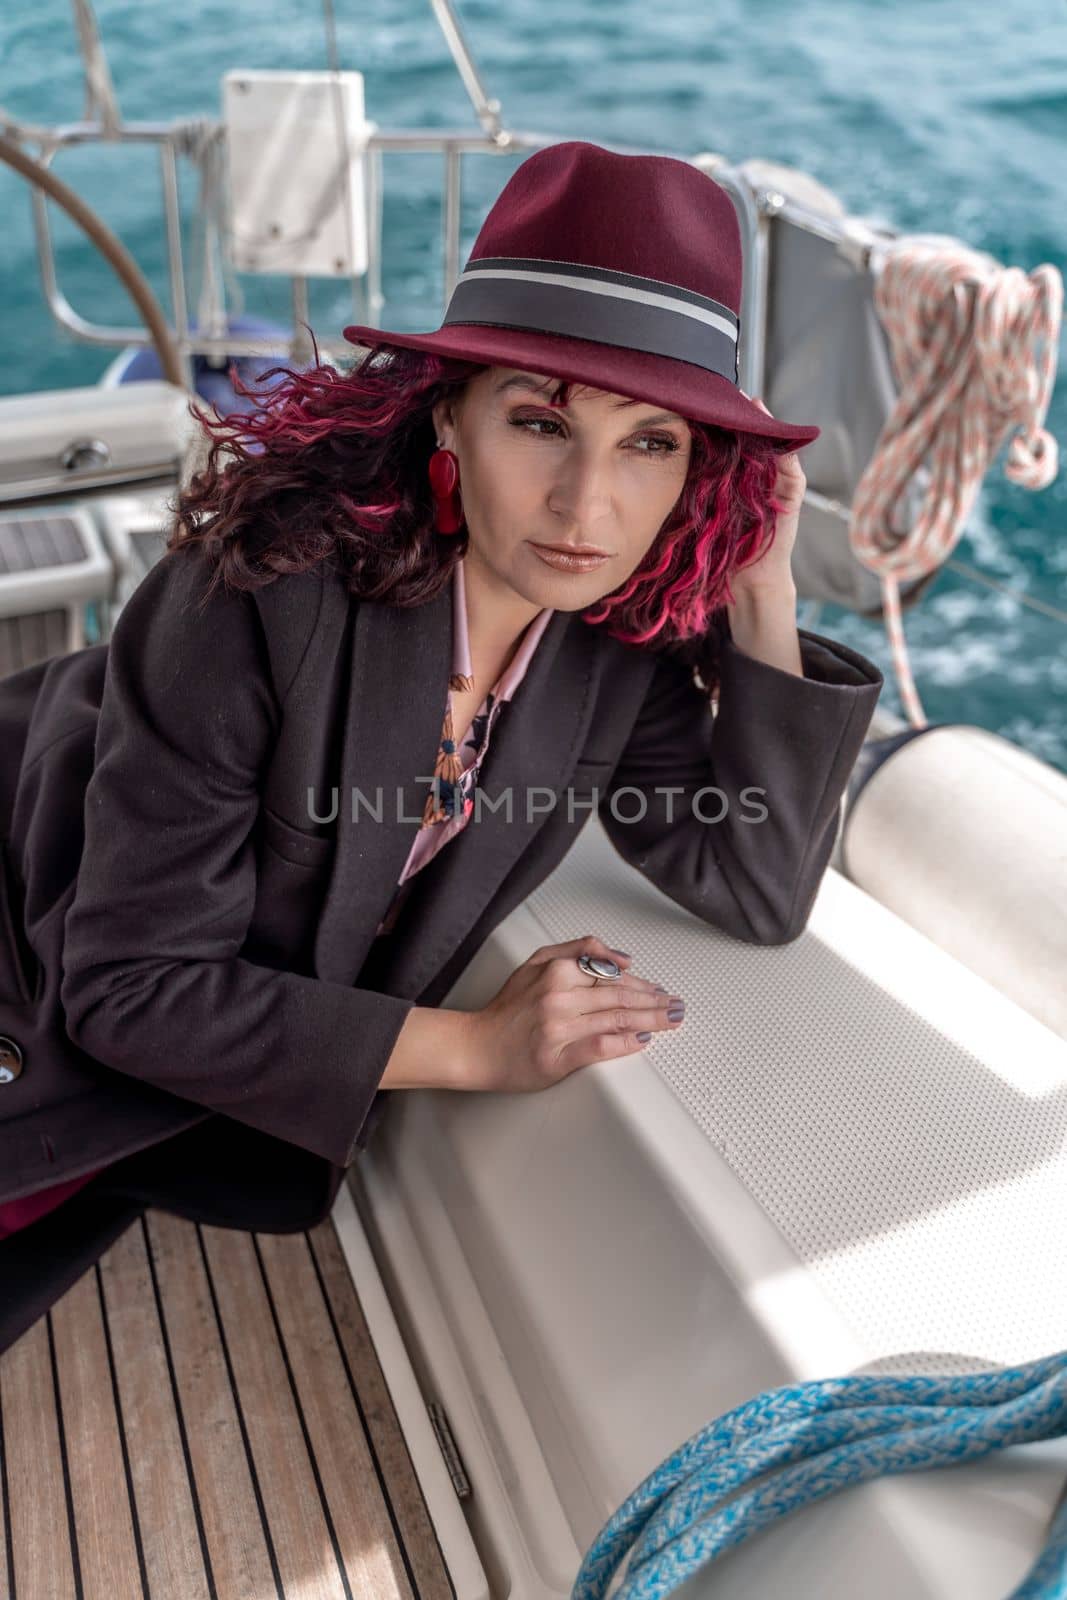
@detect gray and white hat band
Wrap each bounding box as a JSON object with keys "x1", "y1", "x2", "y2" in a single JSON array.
[{"x1": 442, "y1": 256, "x2": 741, "y2": 385}]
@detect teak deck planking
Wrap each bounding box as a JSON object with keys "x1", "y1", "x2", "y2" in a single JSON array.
[{"x1": 0, "y1": 1209, "x2": 456, "y2": 1600}]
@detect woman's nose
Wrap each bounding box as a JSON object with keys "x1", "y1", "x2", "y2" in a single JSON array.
[{"x1": 547, "y1": 447, "x2": 615, "y2": 525}]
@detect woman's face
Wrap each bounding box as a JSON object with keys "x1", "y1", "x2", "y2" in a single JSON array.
[{"x1": 432, "y1": 365, "x2": 693, "y2": 610}]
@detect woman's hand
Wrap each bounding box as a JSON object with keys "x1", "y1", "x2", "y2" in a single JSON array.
[
  {"x1": 731, "y1": 396, "x2": 806, "y2": 599},
  {"x1": 462, "y1": 936, "x2": 686, "y2": 1094}
]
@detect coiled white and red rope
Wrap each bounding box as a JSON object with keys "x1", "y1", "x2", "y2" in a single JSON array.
[{"x1": 850, "y1": 236, "x2": 1062, "y2": 726}]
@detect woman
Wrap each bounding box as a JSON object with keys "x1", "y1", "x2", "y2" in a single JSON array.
[{"x1": 0, "y1": 140, "x2": 884, "y2": 1353}]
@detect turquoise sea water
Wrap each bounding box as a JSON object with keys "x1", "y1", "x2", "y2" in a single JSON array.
[{"x1": 2, "y1": 0, "x2": 1065, "y2": 767}]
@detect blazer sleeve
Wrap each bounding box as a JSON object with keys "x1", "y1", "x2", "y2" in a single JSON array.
[
  {"x1": 595, "y1": 615, "x2": 885, "y2": 944},
  {"x1": 59, "y1": 548, "x2": 416, "y2": 1169}
]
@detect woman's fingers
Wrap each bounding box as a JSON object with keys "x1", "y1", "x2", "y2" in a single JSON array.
[
  {"x1": 543, "y1": 953, "x2": 665, "y2": 1000},
  {"x1": 476, "y1": 941, "x2": 686, "y2": 1095},
  {"x1": 555, "y1": 982, "x2": 685, "y2": 1037},
  {"x1": 525, "y1": 938, "x2": 680, "y2": 1005},
  {"x1": 527, "y1": 934, "x2": 630, "y2": 968},
  {"x1": 550, "y1": 990, "x2": 685, "y2": 1074}
]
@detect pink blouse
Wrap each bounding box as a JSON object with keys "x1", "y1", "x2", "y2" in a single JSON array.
[
  {"x1": 375, "y1": 553, "x2": 554, "y2": 934},
  {"x1": 0, "y1": 557, "x2": 554, "y2": 1240}
]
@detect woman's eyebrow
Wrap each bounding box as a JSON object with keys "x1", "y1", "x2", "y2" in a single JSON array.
[
  {"x1": 494, "y1": 375, "x2": 684, "y2": 427},
  {"x1": 495, "y1": 375, "x2": 557, "y2": 398}
]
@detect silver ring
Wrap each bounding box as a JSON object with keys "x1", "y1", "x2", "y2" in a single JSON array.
[{"x1": 577, "y1": 953, "x2": 622, "y2": 986}]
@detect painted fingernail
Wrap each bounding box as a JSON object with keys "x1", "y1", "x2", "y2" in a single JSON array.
[
  {"x1": 653, "y1": 984, "x2": 668, "y2": 993},
  {"x1": 667, "y1": 1001, "x2": 685, "y2": 1022},
  {"x1": 636, "y1": 1031, "x2": 652, "y2": 1042},
  {"x1": 610, "y1": 948, "x2": 631, "y2": 959}
]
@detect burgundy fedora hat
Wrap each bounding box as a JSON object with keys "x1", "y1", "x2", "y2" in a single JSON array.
[{"x1": 343, "y1": 140, "x2": 819, "y2": 451}]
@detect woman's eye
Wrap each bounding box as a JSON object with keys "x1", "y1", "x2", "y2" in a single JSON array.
[
  {"x1": 511, "y1": 414, "x2": 562, "y2": 438},
  {"x1": 509, "y1": 414, "x2": 679, "y2": 455}
]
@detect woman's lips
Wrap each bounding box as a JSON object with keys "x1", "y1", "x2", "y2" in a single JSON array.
[{"x1": 528, "y1": 542, "x2": 610, "y2": 573}]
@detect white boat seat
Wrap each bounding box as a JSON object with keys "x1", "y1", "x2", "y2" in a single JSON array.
[
  {"x1": 93, "y1": 487, "x2": 175, "y2": 607},
  {"x1": 0, "y1": 506, "x2": 113, "y2": 672},
  {"x1": 354, "y1": 814, "x2": 1067, "y2": 1600}
]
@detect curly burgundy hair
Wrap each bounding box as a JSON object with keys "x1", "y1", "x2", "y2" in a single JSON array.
[{"x1": 168, "y1": 332, "x2": 788, "y2": 686}]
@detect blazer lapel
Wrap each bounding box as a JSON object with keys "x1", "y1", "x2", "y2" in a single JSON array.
[
  {"x1": 313, "y1": 581, "x2": 453, "y2": 985},
  {"x1": 313, "y1": 579, "x2": 599, "y2": 993}
]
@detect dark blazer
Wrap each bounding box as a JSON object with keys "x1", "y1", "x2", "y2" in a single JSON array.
[{"x1": 0, "y1": 543, "x2": 884, "y2": 1223}]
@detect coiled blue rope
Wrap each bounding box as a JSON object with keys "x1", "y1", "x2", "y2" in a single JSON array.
[{"x1": 571, "y1": 1350, "x2": 1067, "y2": 1600}]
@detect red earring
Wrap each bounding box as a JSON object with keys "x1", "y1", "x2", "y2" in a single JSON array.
[{"x1": 429, "y1": 447, "x2": 465, "y2": 535}]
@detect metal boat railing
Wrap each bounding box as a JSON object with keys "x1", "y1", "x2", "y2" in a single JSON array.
[
  {"x1": 2, "y1": 0, "x2": 785, "y2": 389},
  {"x1": 7, "y1": 116, "x2": 774, "y2": 404}
]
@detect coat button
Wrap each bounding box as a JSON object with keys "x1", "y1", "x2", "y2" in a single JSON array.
[{"x1": 0, "y1": 1037, "x2": 23, "y2": 1083}]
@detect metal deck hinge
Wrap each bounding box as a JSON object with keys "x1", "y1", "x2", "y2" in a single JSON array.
[{"x1": 427, "y1": 1400, "x2": 472, "y2": 1500}]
